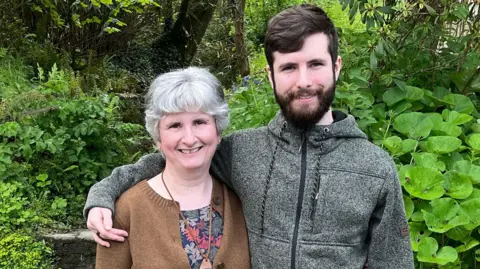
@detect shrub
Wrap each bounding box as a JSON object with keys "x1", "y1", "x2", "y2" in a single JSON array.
[{"x1": 0, "y1": 233, "x2": 55, "y2": 269}]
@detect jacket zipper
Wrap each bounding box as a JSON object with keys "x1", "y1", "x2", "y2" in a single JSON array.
[{"x1": 291, "y1": 133, "x2": 307, "y2": 269}]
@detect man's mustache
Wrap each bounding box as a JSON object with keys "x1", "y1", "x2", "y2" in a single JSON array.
[{"x1": 287, "y1": 88, "x2": 322, "y2": 99}]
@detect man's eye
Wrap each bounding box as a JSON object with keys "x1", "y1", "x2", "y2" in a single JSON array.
[
  {"x1": 282, "y1": 66, "x2": 294, "y2": 71},
  {"x1": 310, "y1": 62, "x2": 323, "y2": 67}
]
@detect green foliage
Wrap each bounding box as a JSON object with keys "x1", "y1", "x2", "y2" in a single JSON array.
[
  {"x1": 336, "y1": 0, "x2": 480, "y2": 267},
  {"x1": 226, "y1": 77, "x2": 278, "y2": 134},
  {"x1": 0, "y1": 233, "x2": 55, "y2": 269},
  {"x1": 0, "y1": 53, "x2": 148, "y2": 233}
]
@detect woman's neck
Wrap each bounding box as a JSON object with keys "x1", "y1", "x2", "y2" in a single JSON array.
[{"x1": 148, "y1": 166, "x2": 212, "y2": 210}]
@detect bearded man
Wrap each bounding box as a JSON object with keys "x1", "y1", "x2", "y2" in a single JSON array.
[{"x1": 85, "y1": 4, "x2": 414, "y2": 268}]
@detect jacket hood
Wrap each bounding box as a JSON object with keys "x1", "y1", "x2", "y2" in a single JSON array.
[{"x1": 267, "y1": 110, "x2": 368, "y2": 154}]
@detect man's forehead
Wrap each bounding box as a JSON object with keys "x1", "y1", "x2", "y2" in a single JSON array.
[{"x1": 271, "y1": 33, "x2": 331, "y2": 66}]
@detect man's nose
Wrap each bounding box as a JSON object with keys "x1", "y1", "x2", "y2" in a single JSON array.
[{"x1": 296, "y1": 67, "x2": 312, "y2": 89}]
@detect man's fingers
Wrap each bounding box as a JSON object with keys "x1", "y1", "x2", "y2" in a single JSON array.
[
  {"x1": 101, "y1": 208, "x2": 113, "y2": 230},
  {"x1": 109, "y1": 228, "x2": 129, "y2": 237},
  {"x1": 97, "y1": 229, "x2": 127, "y2": 242},
  {"x1": 92, "y1": 232, "x2": 111, "y2": 248}
]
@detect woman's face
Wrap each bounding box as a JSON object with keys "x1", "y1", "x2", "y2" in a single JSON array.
[{"x1": 157, "y1": 111, "x2": 219, "y2": 172}]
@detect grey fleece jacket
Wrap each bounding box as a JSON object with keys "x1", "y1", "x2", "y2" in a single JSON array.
[{"x1": 85, "y1": 111, "x2": 414, "y2": 269}]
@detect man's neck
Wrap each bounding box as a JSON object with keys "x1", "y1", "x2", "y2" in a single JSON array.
[{"x1": 316, "y1": 109, "x2": 334, "y2": 125}]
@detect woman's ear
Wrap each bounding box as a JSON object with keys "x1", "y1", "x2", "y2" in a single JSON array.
[{"x1": 155, "y1": 141, "x2": 162, "y2": 151}]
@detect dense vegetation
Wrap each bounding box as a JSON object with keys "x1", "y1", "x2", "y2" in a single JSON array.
[{"x1": 0, "y1": 0, "x2": 479, "y2": 267}]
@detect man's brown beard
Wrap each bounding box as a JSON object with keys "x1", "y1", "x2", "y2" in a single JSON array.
[{"x1": 274, "y1": 84, "x2": 335, "y2": 129}]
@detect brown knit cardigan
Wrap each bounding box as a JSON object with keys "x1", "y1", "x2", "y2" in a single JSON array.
[{"x1": 95, "y1": 178, "x2": 251, "y2": 269}]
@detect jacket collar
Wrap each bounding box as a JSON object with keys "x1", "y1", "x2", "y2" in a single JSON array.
[{"x1": 267, "y1": 110, "x2": 368, "y2": 154}]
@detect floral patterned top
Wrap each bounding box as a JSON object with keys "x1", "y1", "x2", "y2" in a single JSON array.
[{"x1": 180, "y1": 205, "x2": 224, "y2": 269}]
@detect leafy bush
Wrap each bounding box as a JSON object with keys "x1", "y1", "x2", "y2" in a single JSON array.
[
  {"x1": 0, "y1": 53, "x2": 149, "y2": 231},
  {"x1": 0, "y1": 233, "x2": 55, "y2": 269},
  {"x1": 226, "y1": 77, "x2": 278, "y2": 134},
  {"x1": 339, "y1": 0, "x2": 480, "y2": 267}
]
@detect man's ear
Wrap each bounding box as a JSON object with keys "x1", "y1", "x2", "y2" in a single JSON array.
[
  {"x1": 266, "y1": 65, "x2": 274, "y2": 89},
  {"x1": 334, "y1": 56, "x2": 342, "y2": 81}
]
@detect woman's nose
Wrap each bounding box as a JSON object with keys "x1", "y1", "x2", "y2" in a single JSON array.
[{"x1": 182, "y1": 127, "x2": 197, "y2": 145}]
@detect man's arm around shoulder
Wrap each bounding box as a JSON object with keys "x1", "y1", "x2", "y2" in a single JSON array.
[{"x1": 83, "y1": 153, "x2": 164, "y2": 217}]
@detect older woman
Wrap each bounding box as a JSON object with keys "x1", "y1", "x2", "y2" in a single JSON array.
[{"x1": 95, "y1": 67, "x2": 250, "y2": 269}]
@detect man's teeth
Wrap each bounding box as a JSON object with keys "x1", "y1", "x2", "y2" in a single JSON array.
[
  {"x1": 180, "y1": 148, "x2": 201, "y2": 154},
  {"x1": 298, "y1": 95, "x2": 313, "y2": 99}
]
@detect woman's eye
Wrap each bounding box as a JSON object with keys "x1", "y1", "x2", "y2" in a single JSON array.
[
  {"x1": 194, "y1": 120, "x2": 207, "y2": 125},
  {"x1": 168, "y1": 123, "x2": 181, "y2": 129}
]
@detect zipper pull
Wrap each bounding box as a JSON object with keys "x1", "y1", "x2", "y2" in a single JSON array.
[
  {"x1": 310, "y1": 192, "x2": 320, "y2": 219},
  {"x1": 298, "y1": 132, "x2": 306, "y2": 153}
]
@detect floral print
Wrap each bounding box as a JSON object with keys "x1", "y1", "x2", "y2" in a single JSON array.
[{"x1": 180, "y1": 205, "x2": 223, "y2": 269}]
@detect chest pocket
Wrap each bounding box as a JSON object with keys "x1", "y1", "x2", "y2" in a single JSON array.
[{"x1": 308, "y1": 171, "x2": 382, "y2": 245}]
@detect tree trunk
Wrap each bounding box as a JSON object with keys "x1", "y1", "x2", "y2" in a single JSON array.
[
  {"x1": 151, "y1": 0, "x2": 219, "y2": 74},
  {"x1": 229, "y1": 0, "x2": 250, "y2": 76}
]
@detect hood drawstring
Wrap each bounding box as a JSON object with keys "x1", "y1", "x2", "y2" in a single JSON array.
[
  {"x1": 259, "y1": 120, "x2": 287, "y2": 234},
  {"x1": 310, "y1": 156, "x2": 323, "y2": 226}
]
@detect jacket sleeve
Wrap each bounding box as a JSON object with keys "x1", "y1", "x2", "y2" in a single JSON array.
[
  {"x1": 210, "y1": 133, "x2": 234, "y2": 189},
  {"x1": 83, "y1": 153, "x2": 164, "y2": 218},
  {"x1": 367, "y1": 170, "x2": 414, "y2": 268},
  {"x1": 95, "y1": 218, "x2": 132, "y2": 268}
]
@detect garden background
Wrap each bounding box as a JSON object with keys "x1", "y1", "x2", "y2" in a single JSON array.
[{"x1": 0, "y1": 0, "x2": 479, "y2": 267}]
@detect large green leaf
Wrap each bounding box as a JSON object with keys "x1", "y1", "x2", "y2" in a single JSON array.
[
  {"x1": 404, "y1": 167, "x2": 444, "y2": 200},
  {"x1": 443, "y1": 94, "x2": 475, "y2": 114},
  {"x1": 382, "y1": 136, "x2": 417, "y2": 155},
  {"x1": 431, "y1": 122, "x2": 462, "y2": 137},
  {"x1": 383, "y1": 87, "x2": 405, "y2": 106},
  {"x1": 455, "y1": 238, "x2": 479, "y2": 253},
  {"x1": 404, "y1": 195, "x2": 414, "y2": 220},
  {"x1": 402, "y1": 139, "x2": 418, "y2": 153},
  {"x1": 446, "y1": 226, "x2": 471, "y2": 241},
  {"x1": 442, "y1": 110, "x2": 473, "y2": 125},
  {"x1": 412, "y1": 152, "x2": 445, "y2": 171},
  {"x1": 460, "y1": 198, "x2": 480, "y2": 230},
  {"x1": 393, "y1": 112, "x2": 433, "y2": 139},
  {"x1": 409, "y1": 222, "x2": 432, "y2": 252},
  {"x1": 452, "y1": 161, "x2": 480, "y2": 184},
  {"x1": 398, "y1": 165, "x2": 414, "y2": 186},
  {"x1": 442, "y1": 171, "x2": 473, "y2": 199},
  {"x1": 422, "y1": 198, "x2": 469, "y2": 233},
  {"x1": 417, "y1": 237, "x2": 458, "y2": 265},
  {"x1": 382, "y1": 136, "x2": 402, "y2": 154},
  {"x1": 405, "y1": 86, "x2": 424, "y2": 101},
  {"x1": 466, "y1": 134, "x2": 480, "y2": 150},
  {"x1": 427, "y1": 136, "x2": 462, "y2": 154},
  {"x1": 425, "y1": 113, "x2": 443, "y2": 126}
]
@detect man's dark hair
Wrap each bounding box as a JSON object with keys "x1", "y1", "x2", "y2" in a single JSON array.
[{"x1": 264, "y1": 4, "x2": 339, "y2": 69}]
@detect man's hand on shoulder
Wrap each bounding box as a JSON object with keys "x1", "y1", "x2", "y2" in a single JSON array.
[{"x1": 87, "y1": 207, "x2": 128, "y2": 247}]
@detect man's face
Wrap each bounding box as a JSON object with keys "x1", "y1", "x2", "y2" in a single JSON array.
[{"x1": 268, "y1": 33, "x2": 342, "y2": 128}]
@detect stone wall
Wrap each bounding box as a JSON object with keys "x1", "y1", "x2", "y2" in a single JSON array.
[{"x1": 42, "y1": 230, "x2": 96, "y2": 269}]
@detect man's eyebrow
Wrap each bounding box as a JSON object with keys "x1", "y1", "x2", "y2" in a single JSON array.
[
  {"x1": 308, "y1": 58, "x2": 327, "y2": 65},
  {"x1": 278, "y1": 62, "x2": 297, "y2": 70}
]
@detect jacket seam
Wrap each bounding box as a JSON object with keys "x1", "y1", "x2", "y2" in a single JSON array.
[
  {"x1": 299, "y1": 240, "x2": 360, "y2": 247},
  {"x1": 317, "y1": 166, "x2": 391, "y2": 181}
]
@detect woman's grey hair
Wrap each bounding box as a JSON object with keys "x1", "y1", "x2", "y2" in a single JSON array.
[{"x1": 145, "y1": 67, "x2": 229, "y2": 142}]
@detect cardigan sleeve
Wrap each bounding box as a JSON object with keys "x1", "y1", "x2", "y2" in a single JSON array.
[{"x1": 95, "y1": 217, "x2": 132, "y2": 268}]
